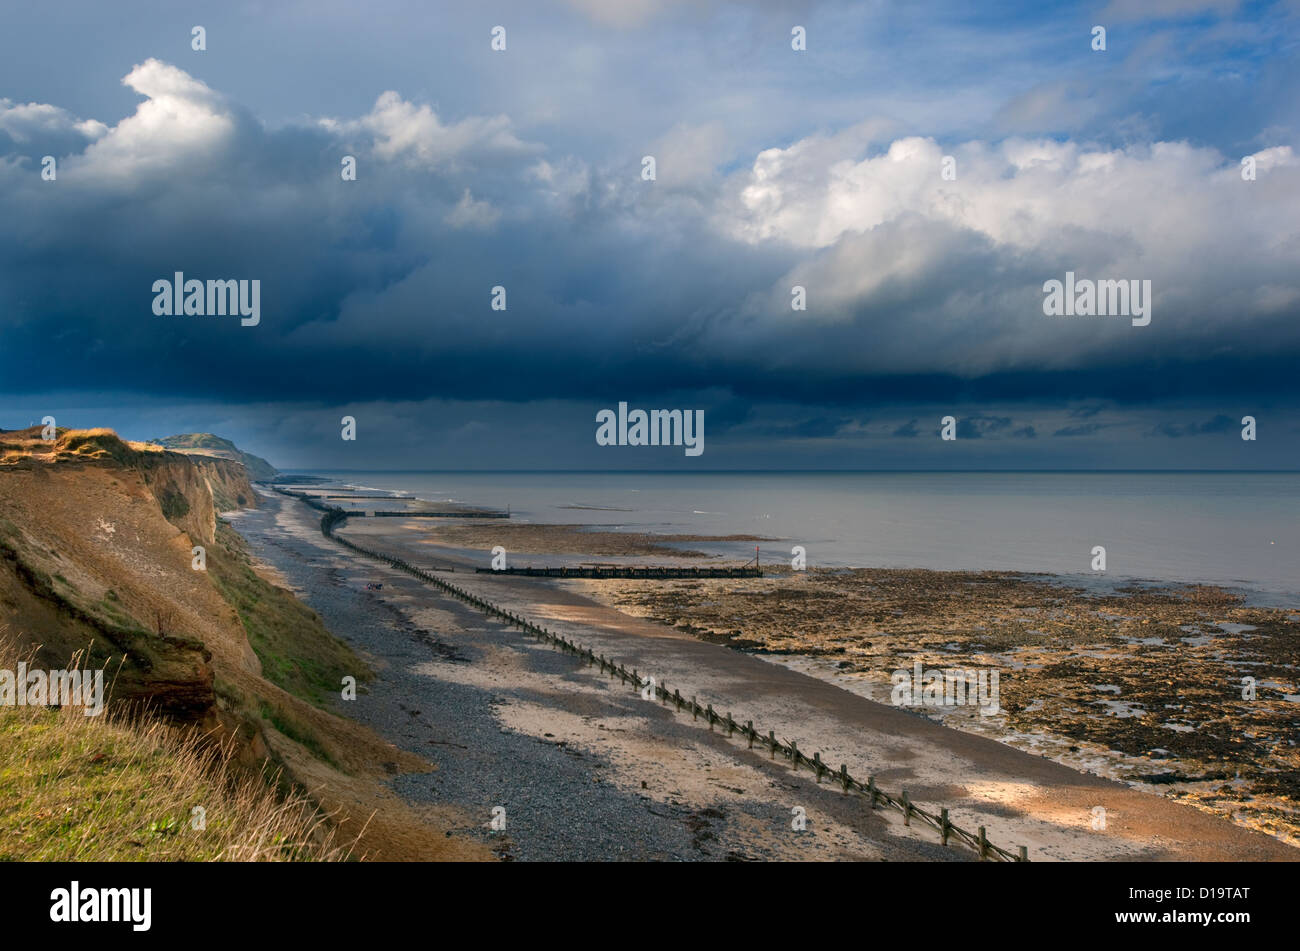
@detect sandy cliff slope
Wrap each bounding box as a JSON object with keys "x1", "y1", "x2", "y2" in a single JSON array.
[{"x1": 0, "y1": 427, "x2": 486, "y2": 860}]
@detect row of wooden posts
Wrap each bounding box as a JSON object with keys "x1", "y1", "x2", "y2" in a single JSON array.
[
  {"x1": 273, "y1": 487, "x2": 506, "y2": 520},
  {"x1": 305, "y1": 497, "x2": 1029, "y2": 863},
  {"x1": 474, "y1": 565, "x2": 763, "y2": 579}
]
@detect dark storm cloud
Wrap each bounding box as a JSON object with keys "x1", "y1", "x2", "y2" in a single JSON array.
[
  {"x1": 749, "y1": 415, "x2": 854, "y2": 439},
  {"x1": 0, "y1": 1, "x2": 1297, "y2": 470},
  {"x1": 956, "y1": 415, "x2": 1016, "y2": 439},
  {"x1": 1054, "y1": 421, "x2": 1106, "y2": 436},
  {"x1": 1152, "y1": 413, "x2": 1238, "y2": 437}
]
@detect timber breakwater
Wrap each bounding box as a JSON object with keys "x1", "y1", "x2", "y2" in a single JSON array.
[{"x1": 281, "y1": 486, "x2": 1029, "y2": 862}]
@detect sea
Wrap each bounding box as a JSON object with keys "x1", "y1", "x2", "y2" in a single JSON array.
[{"x1": 288, "y1": 471, "x2": 1300, "y2": 602}]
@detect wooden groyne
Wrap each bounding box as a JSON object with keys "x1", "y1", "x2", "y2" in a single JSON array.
[
  {"x1": 476, "y1": 565, "x2": 761, "y2": 578},
  {"x1": 273, "y1": 487, "x2": 333, "y2": 511},
  {"x1": 320, "y1": 494, "x2": 416, "y2": 500},
  {"x1": 273, "y1": 487, "x2": 507, "y2": 518},
  {"x1": 367, "y1": 510, "x2": 509, "y2": 518},
  {"x1": 298, "y1": 497, "x2": 1029, "y2": 862}
]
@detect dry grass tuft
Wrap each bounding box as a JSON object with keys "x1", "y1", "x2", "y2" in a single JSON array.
[{"x1": 0, "y1": 631, "x2": 361, "y2": 861}]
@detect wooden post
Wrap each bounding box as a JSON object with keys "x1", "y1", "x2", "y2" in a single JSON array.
[
  {"x1": 940, "y1": 808, "x2": 950, "y2": 846},
  {"x1": 706, "y1": 705, "x2": 714, "y2": 730},
  {"x1": 747, "y1": 721, "x2": 755, "y2": 749},
  {"x1": 692, "y1": 697, "x2": 698, "y2": 721},
  {"x1": 867, "y1": 776, "x2": 878, "y2": 808},
  {"x1": 769, "y1": 731, "x2": 776, "y2": 758},
  {"x1": 674, "y1": 690, "x2": 682, "y2": 711},
  {"x1": 1018, "y1": 845, "x2": 1028, "y2": 862},
  {"x1": 790, "y1": 740, "x2": 799, "y2": 771},
  {"x1": 978, "y1": 826, "x2": 988, "y2": 860},
  {"x1": 726, "y1": 713, "x2": 734, "y2": 737},
  {"x1": 902, "y1": 790, "x2": 911, "y2": 826},
  {"x1": 840, "y1": 764, "x2": 850, "y2": 792},
  {"x1": 813, "y1": 752, "x2": 823, "y2": 782}
]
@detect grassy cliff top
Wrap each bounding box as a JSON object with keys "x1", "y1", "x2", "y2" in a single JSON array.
[
  {"x1": 0, "y1": 703, "x2": 351, "y2": 861},
  {"x1": 151, "y1": 433, "x2": 278, "y2": 482},
  {"x1": 0, "y1": 427, "x2": 276, "y2": 484},
  {"x1": 0, "y1": 427, "x2": 161, "y2": 466}
]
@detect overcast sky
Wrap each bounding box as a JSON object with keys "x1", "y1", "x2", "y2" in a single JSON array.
[{"x1": 2, "y1": 0, "x2": 1298, "y2": 469}]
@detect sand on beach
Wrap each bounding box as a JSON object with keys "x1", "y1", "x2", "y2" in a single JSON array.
[
  {"x1": 380, "y1": 514, "x2": 1300, "y2": 846},
  {"x1": 565, "y1": 567, "x2": 1300, "y2": 847},
  {"x1": 270, "y1": 502, "x2": 1300, "y2": 860}
]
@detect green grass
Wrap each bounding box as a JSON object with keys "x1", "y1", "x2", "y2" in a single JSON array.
[
  {"x1": 60, "y1": 431, "x2": 139, "y2": 466},
  {"x1": 208, "y1": 521, "x2": 368, "y2": 707},
  {"x1": 0, "y1": 706, "x2": 351, "y2": 861},
  {"x1": 97, "y1": 594, "x2": 136, "y2": 628},
  {"x1": 257, "y1": 701, "x2": 338, "y2": 768}
]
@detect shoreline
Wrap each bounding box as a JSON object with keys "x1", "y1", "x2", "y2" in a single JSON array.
[
  {"x1": 334, "y1": 483, "x2": 1300, "y2": 848},
  {"x1": 230, "y1": 491, "x2": 946, "y2": 860},
  {"x1": 233, "y1": 484, "x2": 1299, "y2": 860},
  {"x1": 278, "y1": 471, "x2": 1300, "y2": 602},
  {"x1": 568, "y1": 567, "x2": 1300, "y2": 847}
]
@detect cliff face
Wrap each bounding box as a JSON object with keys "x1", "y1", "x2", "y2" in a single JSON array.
[
  {"x1": 0, "y1": 426, "x2": 483, "y2": 861},
  {"x1": 151, "y1": 433, "x2": 278, "y2": 483},
  {"x1": 0, "y1": 428, "x2": 261, "y2": 721},
  {"x1": 194, "y1": 455, "x2": 259, "y2": 513}
]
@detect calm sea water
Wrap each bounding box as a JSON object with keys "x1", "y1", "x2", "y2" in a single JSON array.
[{"x1": 295, "y1": 471, "x2": 1300, "y2": 599}]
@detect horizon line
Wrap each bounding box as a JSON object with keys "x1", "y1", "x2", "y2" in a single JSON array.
[{"x1": 273, "y1": 467, "x2": 1300, "y2": 474}]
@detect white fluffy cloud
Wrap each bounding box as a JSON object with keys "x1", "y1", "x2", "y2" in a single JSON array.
[
  {"x1": 8, "y1": 60, "x2": 541, "y2": 187},
  {"x1": 0, "y1": 99, "x2": 106, "y2": 144},
  {"x1": 322, "y1": 90, "x2": 539, "y2": 169},
  {"x1": 66, "y1": 59, "x2": 238, "y2": 184},
  {"x1": 722, "y1": 133, "x2": 1299, "y2": 256},
  {"x1": 1, "y1": 57, "x2": 1296, "y2": 409},
  {"x1": 715, "y1": 128, "x2": 1300, "y2": 372}
]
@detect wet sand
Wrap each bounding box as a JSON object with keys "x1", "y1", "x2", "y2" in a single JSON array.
[
  {"x1": 232, "y1": 493, "x2": 924, "y2": 860},
  {"x1": 570, "y1": 570, "x2": 1300, "y2": 846},
  {"x1": 408, "y1": 516, "x2": 1300, "y2": 847}
]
